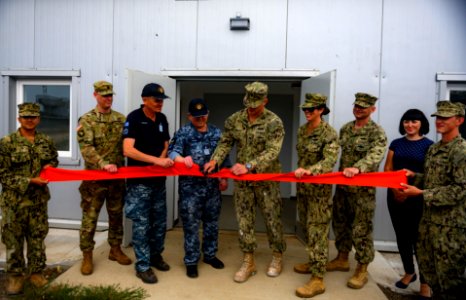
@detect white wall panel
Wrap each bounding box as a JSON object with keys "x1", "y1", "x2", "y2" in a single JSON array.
[
  {"x1": 380, "y1": 0, "x2": 466, "y2": 144},
  {"x1": 70, "y1": 0, "x2": 116, "y2": 110},
  {"x1": 287, "y1": 0, "x2": 389, "y2": 241},
  {"x1": 0, "y1": 0, "x2": 35, "y2": 68},
  {"x1": 287, "y1": 0, "x2": 383, "y2": 130},
  {"x1": 34, "y1": 0, "x2": 74, "y2": 68},
  {"x1": 112, "y1": 0, "x2": 198, "y2": 110},
  {"x1": 1, "y1": 0, "x2": 466, "y2": 243},
  {"x1": 376, "y1": 0, "x2": 466, "y2": 241},
  {"x1": 197, "y1": 0, "x2": 287, "y2": 69}
]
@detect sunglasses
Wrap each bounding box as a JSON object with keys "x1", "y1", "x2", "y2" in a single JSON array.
[
  {"x1": 21, "y1": 116, "x2": 39, "y2": 120},
  {"x1": 301, "y1": 107, "x2": 317, "y2": 113}
]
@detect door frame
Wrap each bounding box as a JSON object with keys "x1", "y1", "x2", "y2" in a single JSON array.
[{"x1": 123, "y1": 69, "x2": 336, "y2": 246}]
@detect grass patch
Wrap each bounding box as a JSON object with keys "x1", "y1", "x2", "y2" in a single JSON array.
[{"x1": 21, "y1": 283, "x2": 149, "y2": 300}]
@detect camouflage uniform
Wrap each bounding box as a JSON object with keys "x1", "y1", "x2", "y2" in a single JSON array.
[
  {"x1": 415, "y1": 101, "x2": 466, "y2": 299},
  {"x1": 168, "y1": 122, "x2": 228, "y2": 266},
  {"x1": 296, "y1": 119, "x2": 339, "y2": 277},
  {"x1": 211, "y1": 107, "x2": 286, "y2": 253},
  {"x1": 333, "y1": 116, "x2": 387, "y2": 264},
  {"x1": 0, "y1": 106, "x2": 58, "y2": 275},
  {"x1": 77, "y1": 107, "x2": 126, "y2": 251}
]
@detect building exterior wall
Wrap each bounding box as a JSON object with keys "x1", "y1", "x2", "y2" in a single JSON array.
[{"x1": 1, "y1": 0, "x2": 465, "y2": 245}]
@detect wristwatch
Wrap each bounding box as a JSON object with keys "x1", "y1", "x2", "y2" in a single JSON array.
[{"x1": 245, "y1": 163, "x2": 252, "y2": 173}]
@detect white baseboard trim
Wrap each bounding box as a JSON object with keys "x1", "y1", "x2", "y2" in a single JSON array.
[
  {"x1": 47, "y1": 218, "x2": 108, "y2": 231},
  {"x1": 374, "y1": 240, "x2": 398, "y2": 252}
]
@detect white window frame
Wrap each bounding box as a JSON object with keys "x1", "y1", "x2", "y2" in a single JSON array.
[
  {"x1": 436, "y1": 72, "x2": 466, "y2": 139},
  {"x1": 16, "y1": 79, "x2": 73, "y2": 158},
  {"x1": 445, "y1": 83, "x2": 466, "y2": 100},
  {"x1": 1, "y1": 69, "x2": 81, "y2": 166},
  {"x1": 437, "y1": 72, "x2": 466, "y2": 99}
]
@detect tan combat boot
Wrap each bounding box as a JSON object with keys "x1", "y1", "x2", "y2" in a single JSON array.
[
  {"x1": 30, "y1": 272, "x2": 48, "y2": 288},
  {"x1": 109, "y1": 246, "x2": 132, "y2": 265},
  {"x1": 347, "y1": 263, "x2": 369, "y2": 289},
  {"x1": 326, "y1": 251, "x2": 350, "y2": 272},
  {"x1": 294, "y1": 262, "x2": 311, "y2": 274},
  {"x1": 233, "y1": 252, "x2": 257, "y2": 283},
  {"x1": 81, "y1": 250, "x2": 93, "y2": 275},
  {"x1": 6, "y1": 274, "x2": 24, "y2": 295},
  {"x1": 296, "y1": 276, "x2": 325, "y2": 298},
  {"x1": 266, "y1": 252, "x2": 283, "y2": 277}
]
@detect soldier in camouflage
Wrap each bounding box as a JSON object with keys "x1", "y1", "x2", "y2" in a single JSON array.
[
  {"x1": 0, "y1": 103, "x2": 58, "y2": 295},
  {"x1": 123, "y1": 83, "x2": 174, "y2": 284},
  {"x1": 327, "y1": 92, "x2": 387, "y2": 289},
  {"x1": 204, "y1": 81, "x2": 286, "y2": 283},
  {"x1": 168, "y1": 98, "x2": 230, "y2": 278},
  {"x1": 293, "y1": 93, "x2": 339, "y2": 298},
  {"x1": 77, "y1": 81, "x2": 132, "y2": 276},
  {"x1": 401, "y1": 101, "x2": 466, "y2": 299}
]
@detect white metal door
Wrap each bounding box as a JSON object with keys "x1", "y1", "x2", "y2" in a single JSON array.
[
  {"x1": 123, "y1": 69, "x2": 177, "y2": 246},
  {"x1": 294, "y1": 70, "x2": 337, "y2": 239},
  {"x1": 299, "y1": 70, "x2": 337, "y2": 126}
]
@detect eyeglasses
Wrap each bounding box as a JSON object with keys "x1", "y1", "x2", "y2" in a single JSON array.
[
  {"x1": 301, "y1": 107, "x2": 316, "y2": 113},
  {"x1": 21, "y1": 116, "x2": 39, "y2": 120},
  {"x1": 102, "y1": 94, "x2": 113, "y2": 98}
]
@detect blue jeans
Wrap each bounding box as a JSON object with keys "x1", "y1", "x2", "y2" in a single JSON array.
[{"x1": 125, "y1": 183, "x2": 167, "y2": 272}]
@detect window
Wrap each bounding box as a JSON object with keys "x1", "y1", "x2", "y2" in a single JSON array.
[
  {"x1": 17, "y1": 80, "x2": 72, "y2": 157},
  {"x1": 437, "y1": 73, "x2": 466, "y2": 138},
  {"x1": 1, "y1": 69, "x2": 80, "y2": 165},
  {"x1": 446, "y1": 84, "x2": 466, "y2": 138}
]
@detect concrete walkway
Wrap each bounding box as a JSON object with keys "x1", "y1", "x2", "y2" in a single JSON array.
[{"x1": 45, "y1": 228, "x2": 391, "y2": 300}]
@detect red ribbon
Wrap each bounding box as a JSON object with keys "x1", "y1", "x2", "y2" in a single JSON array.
[{"x1": 40, "y1": 162, "x2": 406, "y2": 188}]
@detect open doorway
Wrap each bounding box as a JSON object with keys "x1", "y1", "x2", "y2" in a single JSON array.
[{"x1": 123, "y1": 70, "x2": 336, "y2": 246}]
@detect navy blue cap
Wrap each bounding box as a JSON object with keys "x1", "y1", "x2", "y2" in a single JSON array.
[
  {"x1": 189, "y1": 98, "x2": 209, "y2": 117},
  {"x1": 141, "y1": 83, "x2": 169, "y2": 99}
]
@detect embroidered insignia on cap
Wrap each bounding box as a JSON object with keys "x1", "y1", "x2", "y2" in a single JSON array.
[{"x1": 195, "y1": 104, "x2": 203, "y2": 110}]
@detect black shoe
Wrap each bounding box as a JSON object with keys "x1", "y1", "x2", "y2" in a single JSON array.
[
  {"x1": 136, "y1": 269, "x2": 158, "y2": 284},
  {"x1": 395, "y1": 273, "x2": 417, "y2": 289},
  {"x1": 150, "y1": 254, "x2": 170, "y2": 271},
  {"x1": 186, "y1": 265, "x2": 198, "y2": 278},
  {"x1": 203, "y1": 256, "x2": 225, "y2": 269}
]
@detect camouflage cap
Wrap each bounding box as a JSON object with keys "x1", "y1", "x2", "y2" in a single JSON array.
[
  {"x1": 354, "y1": 92, "x2": 378, "y2": 108},
  {"x1": 18, "y1": 103, "x2": 40, "y2": 117},
  {"x1": 188, "y1": 98, "x2": 209, "y2": 117},
  {"x1": 243, "y1": 81, "x2": 268, "y2": 108},
  {"x1": 431, "y1": 101, "x2": 466, "y2": 117},
  {"x1": 93, "y1": 80, "x2": 115, "y2": 96},
  {"x1": 300, "y1": 93, "x2": 330, "y2": 115},
  {"x1": 300, "y1": 93, "x2": 328, "y2": 108}
]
